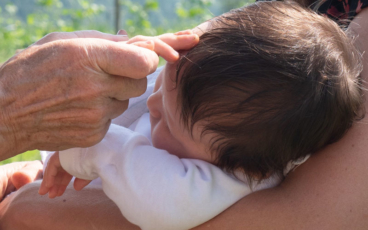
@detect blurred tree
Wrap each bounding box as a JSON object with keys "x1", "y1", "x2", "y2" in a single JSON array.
[
  {"x1": 115, "y1": 0, "x2": 120, "y2": 33},
  {"x1": 0, "y1": 0, "x2": 255, "y2": 63},
  {"x1": 219, "y1": 0, "x2": 253, "y2": 12},
  {"x1": 0, "y1": 0, "x2": 107, "y2": 62}
]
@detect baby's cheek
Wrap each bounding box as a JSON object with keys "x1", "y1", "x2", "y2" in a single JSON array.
[
  {"x1": 153, "y1": 71, "x2": 164, "y2": 93},
  {"x1": 151, "y1": 121, "x2": 170, "y2": 149},
  {"x1": 151, "y1": 123, "x2": 184, "y2": 157}
]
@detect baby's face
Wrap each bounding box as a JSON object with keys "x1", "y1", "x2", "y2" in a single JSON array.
[
  {"x1": 147, "y1": 22, "x2": 214, "y2": 161},
  {"x1": 147, "y1": 61, "x2": 213, "y2": 162}
]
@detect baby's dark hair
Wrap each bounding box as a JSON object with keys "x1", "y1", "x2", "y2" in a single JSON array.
[{"x1": 176, "y1": 1, "x2": 363, "y2": 180}]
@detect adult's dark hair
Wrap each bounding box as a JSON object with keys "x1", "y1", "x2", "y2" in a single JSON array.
[{"x1": 176, "y1": 1, "x2": 363, "y2": 180}]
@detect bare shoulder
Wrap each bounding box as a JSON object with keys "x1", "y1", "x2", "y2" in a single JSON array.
[{"x1": 193, "y1": 121, "x2": 368, "y2": 230}]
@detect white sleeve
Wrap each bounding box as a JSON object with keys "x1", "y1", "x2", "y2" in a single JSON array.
[{"x1": 59, "y1": 124, "x2": 278, "y2": 230}]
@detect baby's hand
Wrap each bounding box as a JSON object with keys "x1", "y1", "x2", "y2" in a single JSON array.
[
  {"x1": 39, "y1": 151, "x2": 73, "y2": 198},
  {"x1": 39, "y1": 152, "x2": 92, "y2": 198},
  {"x1": 127, "y1": 30, "x2": 199, "y2": 63}
]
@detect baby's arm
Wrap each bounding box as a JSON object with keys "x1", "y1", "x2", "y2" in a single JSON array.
[{"x1": 47, "y1": 124, "x2": 280, "y2": 230}]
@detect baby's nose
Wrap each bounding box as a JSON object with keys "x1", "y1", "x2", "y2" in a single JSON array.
[{"x1": 147, "y1": 91, "x2": 162, "y2": 119}]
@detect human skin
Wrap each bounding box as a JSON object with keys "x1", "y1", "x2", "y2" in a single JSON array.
[
  {"x1": 0, "y1": 30, "x2": 197, "y2": 161},
  {"x1": 0, "y1": 161, "x2": 42, "y2": 201},
  {"x1": 1, "y1": 9, "x2": 368, "y2": 230}
]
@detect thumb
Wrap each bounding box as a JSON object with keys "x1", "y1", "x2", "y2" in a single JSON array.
[
  {"x1": 92, "y1": 39, "x2": 159, "y2": 79},
  {"x1": 11, "y1": 161, "x2": 43, "y2": 190}
]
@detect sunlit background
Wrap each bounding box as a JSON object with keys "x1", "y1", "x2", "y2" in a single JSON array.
[{"x1": 0, "y1": 0, "x2": 252, "y2": 165}]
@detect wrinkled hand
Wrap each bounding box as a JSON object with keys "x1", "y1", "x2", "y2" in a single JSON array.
[
  {"x1": 0, "y1": 30, "x2": 198, "y2": 160},
  {"x1": 39, "y1": 152, "x2": 91, "y2": 198},
  {"x1": 0, "y1": 161, "x2": 43, "y2": 201}
]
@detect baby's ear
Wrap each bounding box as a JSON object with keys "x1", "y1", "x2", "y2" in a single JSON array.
[{"x1": 73, "y1": 178, "x2": 93, "y2": 191}]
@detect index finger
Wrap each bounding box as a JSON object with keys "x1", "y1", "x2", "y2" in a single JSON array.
[
  {"x1": 34, "y1": 30, "x2": 129, "y2": 46},
  {"x1": 156, "y1": 33, "x2": 199, "y2": 51},
  {"x1": 91, "y1": 40, "x2": 160, "y2": 79},
  {"x1": 127, "y1": 34, "x2": 199, "y2": 53}
]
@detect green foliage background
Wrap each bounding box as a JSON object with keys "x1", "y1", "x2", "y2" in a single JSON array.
[{"x1": 0, "y1": 0, "x2": 251, "y2": 165}]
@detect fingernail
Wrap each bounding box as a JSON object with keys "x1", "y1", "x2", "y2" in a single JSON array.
[
  {"x1": 174, "y1": 30, "x2": 193, "y2": 35},
  {"x1": 117, "y1": 29, "x2": 128, "y2": 35},
  {"x1": 172, "y1": 51, "x2": 179, "y2": 59}
]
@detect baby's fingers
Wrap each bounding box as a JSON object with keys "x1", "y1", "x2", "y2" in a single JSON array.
[
  {"x1": 132, "y1": 40, "x2": 155, "y2": 51},
  {"x1": 131, "y1": 38, "x2": 179, "y2": 63},
  {"x1": 47, "y1": 172, "x2": 73, "y2": 198},
  {"x1": 38, "y1": 152, "x2": 60, "y2": 195},
  {"x1": 48, "y1": 186, "x2": 59, "y2": 199},
  {"x1": 38, "y1": 178, "x2": 50, "y2": 195},
  {"x1": 74, "y1": 178, "x2": 93, "y2": 191},
  {"x1": 56, "y1": 173, "x2": 73, "y2": 196},
  {"x1": 157, "y1": 33, "x2": 199, "y2": 51}
]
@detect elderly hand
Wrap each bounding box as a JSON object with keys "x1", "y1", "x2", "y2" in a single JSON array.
[
  {"x1": 0, "y1": 161, "x2": 43, "y2": 201},
  {"x1": 0, "y1": 30, "x2": 198, "y2": 160}
]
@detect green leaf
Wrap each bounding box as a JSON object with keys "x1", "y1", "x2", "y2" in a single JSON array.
[
  {"x1": 5, "y1": 4, "x2": 18, "y2": 15},
  {"x1": 126, "y1": 19, "x2": 134, "y2": 26},
  {"x1": 176, "y1": 7, "x2": 188, "y2": 18},
  {"x1": 141, "y1": 20, "x2": 151, "y2": 28},
  {"x1": 37, "y1": 0, "x2": 54, "y2": 7},
  {"x1": 27, "y1": 15, "x2": 35, "y2": 25},
  {"x1": 144, "y1": 0, "x2": 159, "y2": 10},
  {"x1": 189, "y1": 7, "x2": 204, "y2": 17}
]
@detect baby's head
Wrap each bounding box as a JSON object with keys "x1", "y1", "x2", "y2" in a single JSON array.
[{"x1": 148, "y1": 1, "x2": 363, "y2": 180}]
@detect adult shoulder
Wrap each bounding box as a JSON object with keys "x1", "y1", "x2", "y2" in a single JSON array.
[{"x1": 192, "y1": 8, "x2": 368, "y2": 229}]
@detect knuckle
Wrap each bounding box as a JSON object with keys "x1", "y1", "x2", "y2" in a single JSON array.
[
  {"x1": 157, "y1": 33, "x2": 171, "y2": 40},
  {"x1": 89, "y1": 30, "x2": 100, "y2": 34},
  {"x1": 135, "y1": 51, "x2": 156, "y2": 75},
  {"x1": 134, "y1": 78, "x2": 148, "y2": 96},
  {"x1": 45, "y1": 32, "x2": 58, "y2": 39},
  {"x1": 121, "y1": 101, "x2": 129, "y2": 111},
  {"x1": 42, "y1": 32, "x2": 64, "y2": 43},
  {"x1": 128, "y1": 35, "x2": 145, "y2": 44},
  {"x1": 86, "y1": 133, "x2": 104, "y2": 146},
  {"x1": 124, "y1": 77, "x2": 148, "y2": 98},
  {"x1": 134, "y1": 35, "x2": 146, "y2": 41}
]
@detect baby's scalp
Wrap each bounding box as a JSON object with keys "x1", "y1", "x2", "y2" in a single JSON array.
[{"x1": 175, "y1": 1, "x2": 363, "y2": 180}]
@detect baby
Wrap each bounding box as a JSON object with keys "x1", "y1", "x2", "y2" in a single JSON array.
[{"x1": 39, "y1": 2, "x2": 363, "y2": 230}]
